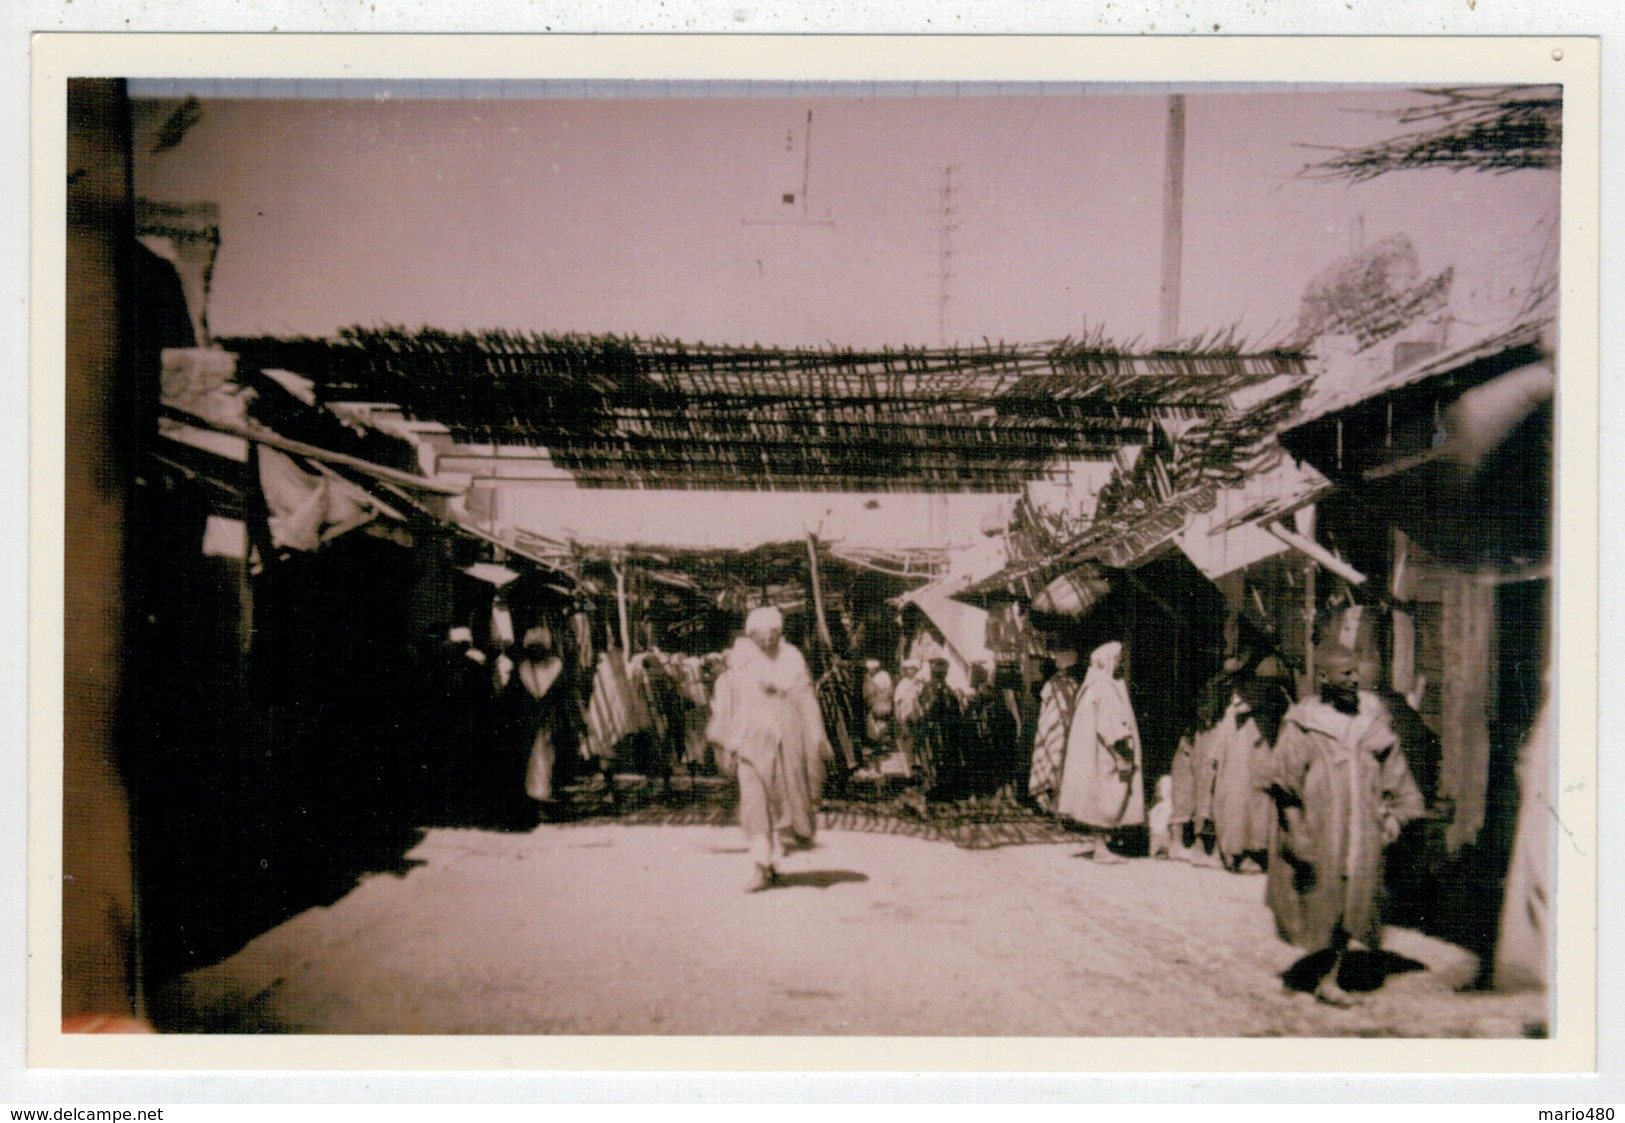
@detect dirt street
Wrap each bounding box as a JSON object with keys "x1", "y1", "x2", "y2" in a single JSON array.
[{"x1": 153, "y1": 820, "x2": 1546, "y2": 1037}]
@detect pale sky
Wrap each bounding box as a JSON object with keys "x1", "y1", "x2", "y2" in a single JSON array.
[{"x1": 131, "y1": 85, "x2": 1558, "y2": 549}]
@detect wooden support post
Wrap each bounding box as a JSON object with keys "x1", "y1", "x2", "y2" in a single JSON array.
[
  {"x1": 806, "y1": 535, "x2": 857, "y2": 770},
  {"x1": 805, "y1": 533, "x2": 836, "y2": 653},
  {"x1": 1265, "y1": 521, "x2": 1368, "y2": 587},
  {"x1": 1159, "y1": 92, "x2": 1187, "y2": 347},
  {"x1": 1302, "y1": 560, "x2": 1318, "y2": 695},
  {"x1": 64, "y1": 77, "x2": 143, "y2": 1025},
  {"x1": 614, "y1": 557, "x2": 631, "y2": 662},
  {"x1": 1441, "y1": 575, "x2": 1495, "y2": 852}
]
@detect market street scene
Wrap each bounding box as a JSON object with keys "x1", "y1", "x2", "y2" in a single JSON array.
[{"x1": 61, "y1": 76, "x2": 1561, "y2": 1039}]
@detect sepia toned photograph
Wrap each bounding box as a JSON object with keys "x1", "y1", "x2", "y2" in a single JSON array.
[{"x1": 48, "y1": 36, "x2": 1592, "y2": 1063}]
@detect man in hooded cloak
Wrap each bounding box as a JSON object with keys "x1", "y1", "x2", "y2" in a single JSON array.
[{"x1": 1054, "y1": 641, "x2": 1146, "y2": 863}]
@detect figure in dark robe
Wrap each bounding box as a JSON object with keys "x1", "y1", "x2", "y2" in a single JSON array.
[
  {"x1": 961, "y1": 663, "x2": 1018, "y2": 798},
  {"x1": 1213, "y1": 667, "x2": 1293, "y2": 872},
  {"x1": 911, "y1": 658, "x2": 964, "y2": 800}
]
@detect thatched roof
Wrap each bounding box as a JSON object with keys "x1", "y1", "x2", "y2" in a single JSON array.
[
  {"x1": 955, "y1": 363, "x2": 1316, "y2": 603},
  {"x1": 1299, "y1": 85, "x2": 1561, "y2": 181},
  {"x1": 505, "y1": 533, "x2": 916, "y2": 617},
  {"x1": 1285, "y1": 319, "x2": 1548, "y2": 432},
  {"x1": 218, "y1": 328, "x2": 1310, "y2": 494}
]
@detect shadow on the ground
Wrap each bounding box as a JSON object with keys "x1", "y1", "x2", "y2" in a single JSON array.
[
  {"x1": 134, "y1": 756, "x2": 728, "y2": 985},
  {"x1": 135, "y1": 763, "x2": 1059, "y2": 1005},
  {"x1": 1338, "y1": 949, "x2": 1428, "y2": 992},
  {"x1": 771, "y1": 869, "x2": 870, "y2": 890},
  {"x1": 1279, "y1": 948, "x2": 1428, "y2": 995},
  {"x1": 148, "y1": 976, "x2": 303, "y2": 1034}
]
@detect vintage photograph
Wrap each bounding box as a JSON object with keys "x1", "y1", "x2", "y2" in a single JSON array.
[{"x1": 59, "y1": 61, "x2": 1568, "y2": 1046}]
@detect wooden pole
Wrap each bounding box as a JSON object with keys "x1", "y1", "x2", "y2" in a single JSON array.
[
  {"x1": 1159, "y1": 94, "x2": 1187, "y2": 347},
  {"x1": 614, "y1": 557, "x2": 632, "y2": 661},
  {"x1": 159, "y1": 404, "x2": 464, "y2": 494},
  {"x1": 806, "y1": 533, "x2": 856, "y2": 769},
  {"x1": 63, "y1": 76, "x2": 142, "y2": 1025},
  {"x1": 805, "y1": 533, "x2": 835, "y2": 653},
  {"x1": 800, "y1": 109, "x2": 814, "y2": 217},
  {"x1": 1264, "y1": 521, "x2": 1369, "y2": 587}
]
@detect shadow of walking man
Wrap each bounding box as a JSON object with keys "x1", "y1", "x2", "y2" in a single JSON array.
[{"x1": 768, "y1": 870, "x2": 870, "y2": 890}]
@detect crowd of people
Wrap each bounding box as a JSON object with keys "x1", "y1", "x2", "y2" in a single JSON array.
[
  {"x1": 708, "y1": 608, "x2": 1434, "y2": 1006},
  {"x1": 1020, "y1": 624, "x2": 1432, "y2": 1006},
  {"x1": 428, "y1": 596, "x2": 1434, "y2": 1006},
  {"x1": 419, "y1": 599, "x2": 722, "y2": 827},
  {"x1": 858, "y1": 655, "x2": 1021, "y2": 803}
]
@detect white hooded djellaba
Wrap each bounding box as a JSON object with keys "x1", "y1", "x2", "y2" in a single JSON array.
[{"x1": 1054, "y1": 641, "x2": 1147, "y2": 832}]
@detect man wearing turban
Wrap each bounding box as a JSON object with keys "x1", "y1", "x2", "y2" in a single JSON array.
[{"x1": 706, "y1": 607, "x2": 833, "y2": 892}]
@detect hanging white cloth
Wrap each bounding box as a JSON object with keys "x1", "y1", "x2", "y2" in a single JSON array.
[{"x1": 257, "y1": 446, "x2": 377, "y2": 551}]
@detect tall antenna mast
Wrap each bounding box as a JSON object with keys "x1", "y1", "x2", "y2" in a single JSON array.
[
  {"x1": 741, "y1": 109, "x2": 834, "y2": 228},
  {"x1": 937, "y1": 165, "x2": 958, "y2": 348}
]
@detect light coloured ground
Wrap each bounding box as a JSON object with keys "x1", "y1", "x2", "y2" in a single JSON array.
[{"x1": 155, "y1": 821, "x2": 1546, "y2": 1038}]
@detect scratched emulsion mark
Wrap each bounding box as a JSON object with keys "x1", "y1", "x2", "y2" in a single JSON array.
[
  {"x1": 784, "y1": 988, "x2": 840, "y2": 1000},
  {"x1": 1547, "y1": 800, "x2": 1587, "y2": 855},
  {"x1": 1549, "y1": 775, "x2": 1591, "y2": 855}
]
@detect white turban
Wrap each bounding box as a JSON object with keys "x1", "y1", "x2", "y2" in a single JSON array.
[{"x1": 744, "y1": 605, "x2": 784, "y2": 638}]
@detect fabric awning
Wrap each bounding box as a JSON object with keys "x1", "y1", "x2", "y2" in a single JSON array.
[
  {"x1": 1173, "y1": 453, "x2": 1330, "y2": 581},
  {"x1": 895, "y1": 587, "x2": 993, "y2": 674}
]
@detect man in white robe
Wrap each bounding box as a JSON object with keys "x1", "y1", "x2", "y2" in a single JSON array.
[
  {"x1": 1055, "y1": 641, "x2": 1146, "y2": 863},
  {"x1": 706, "y1": 607, "x2": 833, "y2": 892}
]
